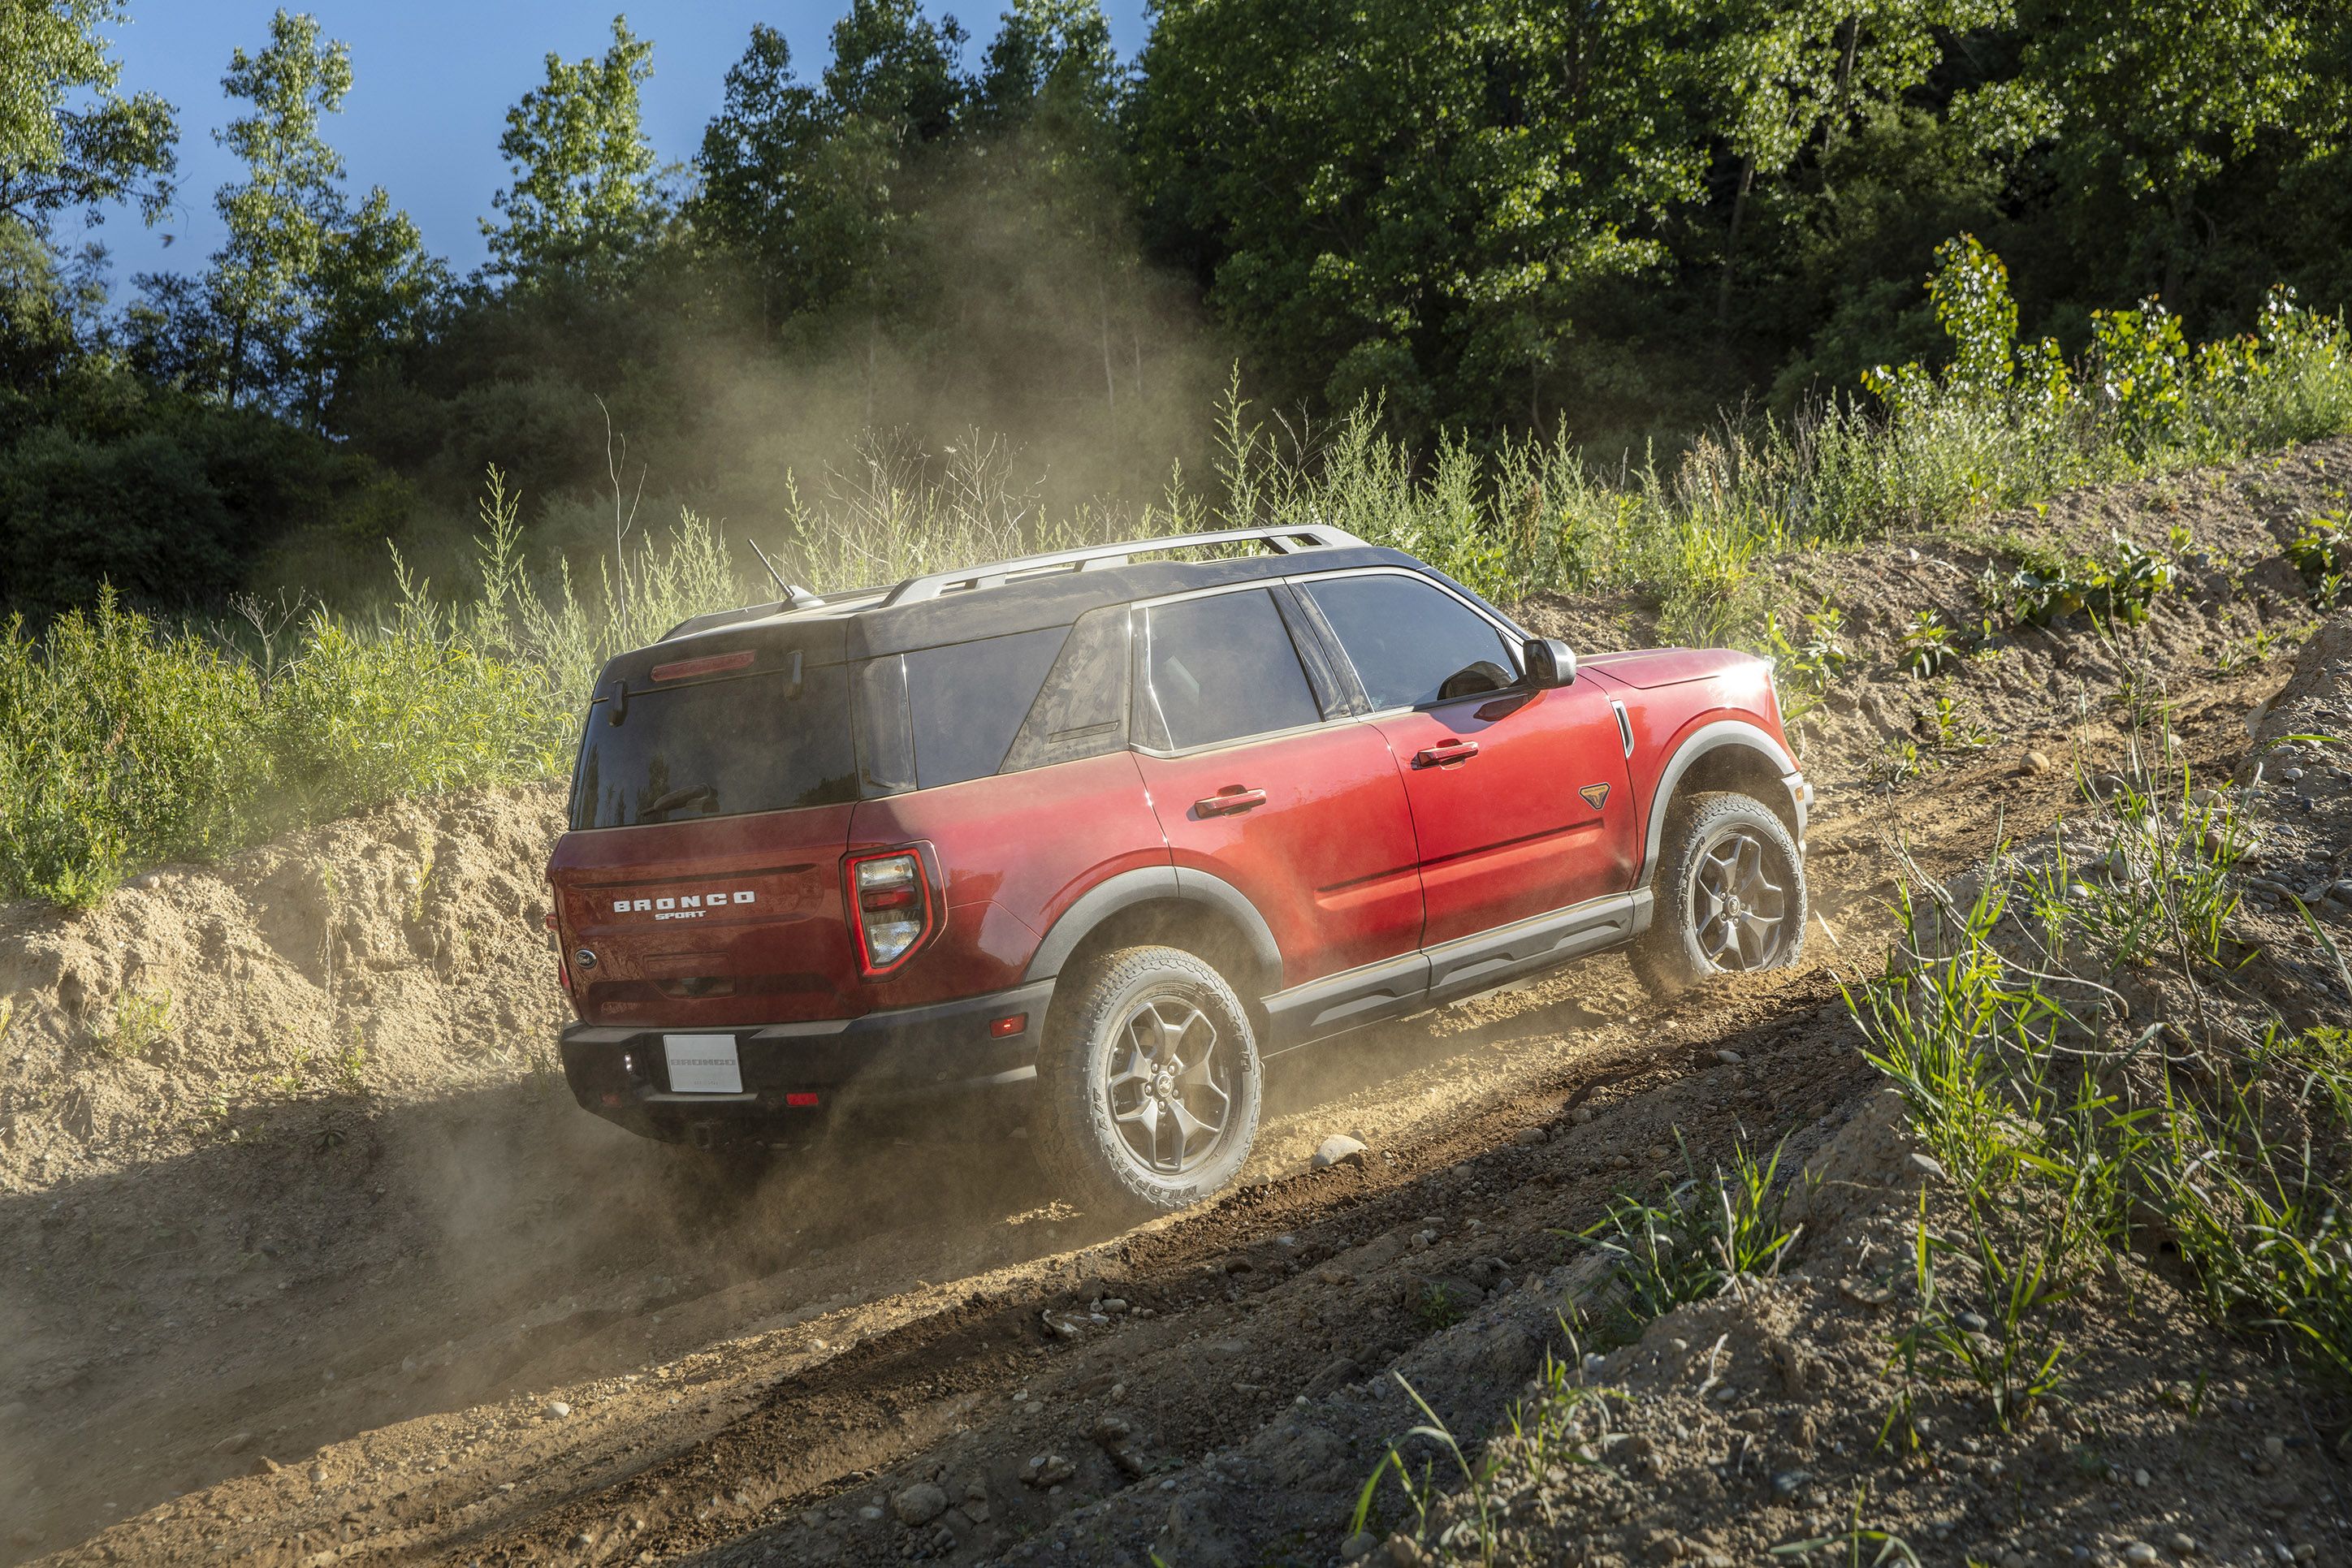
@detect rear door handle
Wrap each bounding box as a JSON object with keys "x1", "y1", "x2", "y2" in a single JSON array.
[
  {"x1": 1195, "y1": 787, "x2": 1268, "y2": 816},
  {"x1": 1412, "y1": 739, "x2": 1481, "y2": 768}
]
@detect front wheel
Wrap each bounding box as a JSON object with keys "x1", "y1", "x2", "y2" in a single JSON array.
[
  {"x1": 1032, "y1": 945, "x2": 1263, "y2": 1218},
  {"x1": 1630, "y1": 791, "x2": 1808, "y2": 1000}
]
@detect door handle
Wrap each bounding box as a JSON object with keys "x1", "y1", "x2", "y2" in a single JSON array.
[
  {"x1": 1412, "y1": 738, "x2": 1481, "y2": 768},
  {"x1": 1195, "y1": 786, "x2": 1268, "y2": 816}
]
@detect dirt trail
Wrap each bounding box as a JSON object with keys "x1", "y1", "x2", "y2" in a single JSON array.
[{"x1": 6, "y1": 440, "x2": 2348, "y2": 1566}]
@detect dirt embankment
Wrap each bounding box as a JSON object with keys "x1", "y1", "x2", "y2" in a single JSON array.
[{"x1": 4, "y1": 439, "x2": 2350, "y2": 1566}]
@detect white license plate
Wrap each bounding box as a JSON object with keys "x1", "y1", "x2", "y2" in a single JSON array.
[{"x1": 662, "y1": 1034, "x2": 744, "y2": 1094}]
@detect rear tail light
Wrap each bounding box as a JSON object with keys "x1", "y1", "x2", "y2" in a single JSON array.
[{"x1": 847, "y1": 849, "x2": 936, "y2": 975}]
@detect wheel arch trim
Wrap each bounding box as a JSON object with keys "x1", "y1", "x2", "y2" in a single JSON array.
[
  {"x1": 1637, "y1": 719, "x2": 1803, "y2": 888},
  {"x1": 1021, "y1": 865, "x2": 1284, "y2": 989}
]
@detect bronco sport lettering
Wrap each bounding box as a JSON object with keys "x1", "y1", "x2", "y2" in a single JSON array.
[{"x1": 610, "y1": 891, "x2": 759, "y2": 916}]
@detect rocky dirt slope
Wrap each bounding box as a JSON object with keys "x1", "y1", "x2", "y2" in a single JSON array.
[{"x1": 6, "y1": 440, "x2": 2350, "y2": 1566}]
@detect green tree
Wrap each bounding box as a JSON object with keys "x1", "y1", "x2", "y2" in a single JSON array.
[
  {"x1": 971, "y1": 0, "x2": 1135, "y2": 416},
  {"x1": 132, "y1": 10, "x2": 439, "y2": 423},
  {"x1": 810, "y1": 0, "x2": 969, "y2": 370},
  {"x1": 0, "y1": 220, "x2": 108, "y2": 388},
  {"x1": 1135, "y1": 0, "x2": 1704, "y2": 432},
  {"x1": 692, "y1": 2, "x2": 968, "y2": 404},
  {"x1": 820, "y1": 0, "x2": 966, "y2": 140},
  {"x1": 1701, "y1": 0, "x2": 2015, "y2": 325},
  {"x1": 2019, "y1": 0, "x2": 2320, "y2": 305},
  {"x1": 483, "y1": 14, "x2": 661, "y2": 287},
  {"x1": 1, "y1": 0, "x2": 178, "y2": 392},
  {"x1": 694, "y1": 23, "x2": 830, "y2": 331},
  {"x1": 975, "y1": 0, "x2": 1120, "y2": 135},
  {"x1": 206, "y1": 9, "x2": 356, "y2": 409},
  {"x1": 0, "y1": 0, "x2": 177, "y2": 238}
]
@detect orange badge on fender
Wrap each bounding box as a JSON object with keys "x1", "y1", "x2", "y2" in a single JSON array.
[{"x1": 1579, "y1": 783, "x2": 1611, "y2": 810}]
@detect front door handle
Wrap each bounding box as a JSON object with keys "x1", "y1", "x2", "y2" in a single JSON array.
[
  {"x1": 1195, "y1": 786, "x2": 1268, "y2": 816},
  {"x1": 1412, "y1": 738, "x2": 1481, "y2": 768}
]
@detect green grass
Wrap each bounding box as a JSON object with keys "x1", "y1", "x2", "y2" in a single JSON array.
[
  {"x1": 1576, "y1": 1134, "x2": 1799, "y2": 1341},
  {"x1": 92, "y1": 987, "x2": 171, "y2": 1060},
  {"x1": 6, "y1": 243, "x2": 2352, "y2": 908},
  {"x1": 1851, "y1": 735, "x2": 2352, "y2": 1433}
]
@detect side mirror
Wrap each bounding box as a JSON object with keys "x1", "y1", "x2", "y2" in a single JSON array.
[{"x1": 1523, "y1": 637, "x2": 1576, "y2": 689}]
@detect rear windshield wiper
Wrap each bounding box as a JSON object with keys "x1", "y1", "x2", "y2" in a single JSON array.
[{"x1": 638, "y1": 784, "x2": 718, "y2": 822}]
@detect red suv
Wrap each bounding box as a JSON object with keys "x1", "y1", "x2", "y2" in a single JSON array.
[{"x1": 547, "y1": 526, "x2": 1809, "y2": 1213}]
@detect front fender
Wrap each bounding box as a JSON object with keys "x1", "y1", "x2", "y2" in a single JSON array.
[{"x1": 1637, "y1": 718, "x2": 1805, "y2": 888}]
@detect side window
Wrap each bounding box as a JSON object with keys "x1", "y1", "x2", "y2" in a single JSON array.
[
  {"x1": 902, "y1": 626, "x2": 1070, "y2": 788},
  {"x1": 1302, "y1": 574, "x2": 1518, "y2": 711},
  {"x1": 1000, "y1": 605, "x2": 1131, "y2": 773},
  {"x1": 1143, "y1": 588, "x2": 1324, "y2": 750}
]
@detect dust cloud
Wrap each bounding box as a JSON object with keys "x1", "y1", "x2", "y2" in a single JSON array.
[
  {"x1": 0, "y1": 777, "x2": 1088, "y2": 1561},
  {"x1": 332, "y1": 136, "x2": 1245, "y2": 597}
]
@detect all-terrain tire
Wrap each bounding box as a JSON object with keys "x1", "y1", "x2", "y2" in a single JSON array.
[
  {"x1": 1031, "y1": 945, "x2": 1263, "y2": 1218},
  {"x1": 1629, "y1": 791, "x2": 1809, "y2": 1001}
]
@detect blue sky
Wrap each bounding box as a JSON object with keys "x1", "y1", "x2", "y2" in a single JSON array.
[{"x1": 76, "y1": 2, "x2": 1154, "y2": 288}]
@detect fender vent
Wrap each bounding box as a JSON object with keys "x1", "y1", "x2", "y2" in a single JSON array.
[{"x1": 1610, "y1": 699, "x2": 1634, "y2": 758}]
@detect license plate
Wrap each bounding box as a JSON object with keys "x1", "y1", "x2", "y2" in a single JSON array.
[{"x1": 662, "y1": 1034, "x2": 744, "y2": 1094}]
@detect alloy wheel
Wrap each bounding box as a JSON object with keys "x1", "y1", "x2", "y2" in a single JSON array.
[
  {"x1": 1103, "y1": 995, "x2": 1234, "y2": 1177},
  {"x1": 1687, "y1": 824, "x2": 1791, "y2": 971}
]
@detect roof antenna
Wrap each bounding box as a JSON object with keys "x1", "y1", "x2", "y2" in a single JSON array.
[{"x1": 747, "y1": 538, "x2": 822, "y2": 609}]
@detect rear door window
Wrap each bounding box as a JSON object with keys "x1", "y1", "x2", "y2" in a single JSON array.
[
  {"x1": 903, "y1": 626, "x2": 1070, "y2": 788},
  {"x1": 1141, "y1": 588, "x2": 1324, "y2": 750},
  {"x1": 573, "y1": 667, "x2": 858, "y2": 829},
  {"x1": 1302, "y1": 573, "x2": 1519, "y2": 711}
]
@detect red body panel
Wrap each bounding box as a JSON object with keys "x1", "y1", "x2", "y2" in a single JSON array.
[
  {"x1": 547, "y1": 801, "x2": 863, "y2": 1028},
  {"x1": 1136, "y1": 724, "x2": 1423, "y2": 987},
  {"x1": 846, "y1": 752, "x2": 1168, "y2": 1008},
  {"x1": 1579, "y1": 647, "x2": 1772, "y2": 692},
  {"x1": 550, "y1": 754, "x2": 1170, "y2": 1022},
  {"x1": 1582, "y1": 651, "x2": 1792, "y2": 878},
  {"x1": 1371, "y1": 683, "x2": 1638, "y2": 944}
]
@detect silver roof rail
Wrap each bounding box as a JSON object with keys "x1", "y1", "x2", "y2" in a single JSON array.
[{"x1": 877, "y1": 523, "x2": 1368, "y2": 607}]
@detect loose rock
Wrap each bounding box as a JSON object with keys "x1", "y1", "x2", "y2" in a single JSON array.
[
  {"x1": 1313, "y1": 1134, "x2": 1370, "y2": 1168},
  {"x1": 1025, "y1": 1454, "x2": 1076, "y2": 1488}
]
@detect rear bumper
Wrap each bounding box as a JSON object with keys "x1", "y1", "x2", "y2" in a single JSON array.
[{"x1": 559, "y1": 978, "x2": 1056, "y2": 1142}]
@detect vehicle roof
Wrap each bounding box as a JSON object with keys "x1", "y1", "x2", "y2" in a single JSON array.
[{"x1": 631, "y1": 541, "x2": 1430, "y2": 667}]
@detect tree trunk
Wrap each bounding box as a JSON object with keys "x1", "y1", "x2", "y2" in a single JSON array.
[
  {"x1": 227, "y1": 316, "x2": 246, "y2": 408},
  {"x1": 1716, "y1": 158, "x2": 1755, "y2": 329},
  {"x1": 1822, "y1": 14, "x2": 1860, "y2": 176},
  {"x1": 1098, "y1": 279, "x2": 1115, "y2": 414},
  {"x1": 2162, "y1": 185, "x2": 2190, "y2": 306}
]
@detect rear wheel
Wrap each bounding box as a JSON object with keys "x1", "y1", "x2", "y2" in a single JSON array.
[
  {"x1": 1032, "y1": 945, "x2": 1262, "y2": 1217},
  {"x1": 1630, "y1": 791, "x2": 1807, "y2": 1000}
]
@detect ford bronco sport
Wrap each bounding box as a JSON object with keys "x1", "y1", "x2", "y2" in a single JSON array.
[{"x1": 547, "y1": 525, "x2": 1811, "y2": 1214}]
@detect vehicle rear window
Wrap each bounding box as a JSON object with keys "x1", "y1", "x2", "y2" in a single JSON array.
[
  {"x1": 904, "y1": 626, "x2": 1070, "y2": 788},
  {"x1": 571, "y1": 667, "x2": 858, "y2": 829},
  {"x1": 1143, "y1": 588, "x2": 1323, "y2": 749}
]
